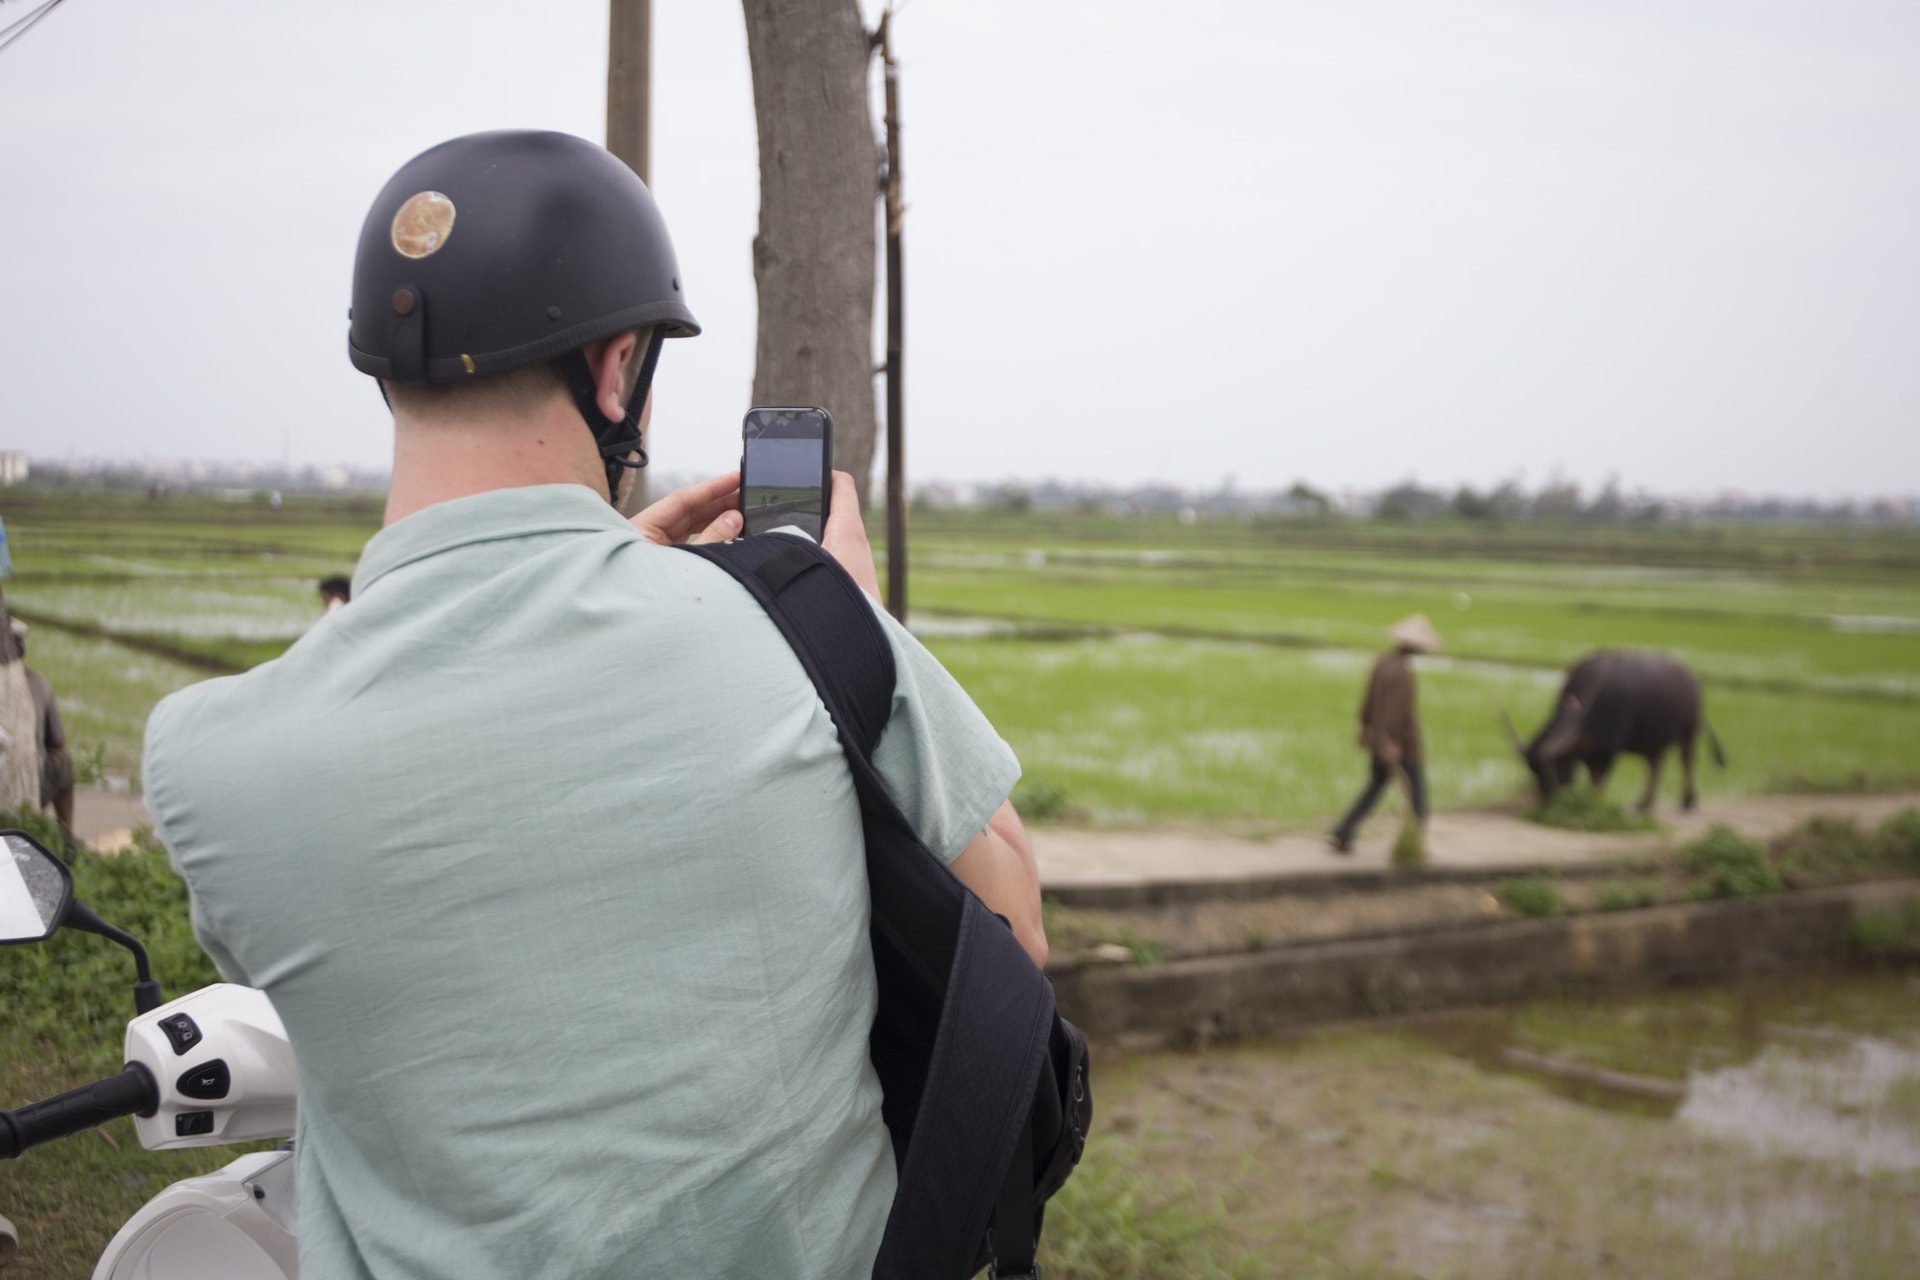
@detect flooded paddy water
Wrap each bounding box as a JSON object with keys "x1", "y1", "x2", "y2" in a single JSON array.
[{"x1": 1059, "y1": 969, "x2": 1920, "y2": 1278}]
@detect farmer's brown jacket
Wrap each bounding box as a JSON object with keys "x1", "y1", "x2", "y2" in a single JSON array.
[{"x1": 1359, "y1": 649, "x2": 1423, "y2": 767}]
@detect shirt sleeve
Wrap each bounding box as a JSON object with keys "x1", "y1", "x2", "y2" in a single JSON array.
[
  {"x1": 145, "y1": 703, "x2": 254, "y2": 988},
  {"x1": 864, "y1": 603, "x2": 1021, "y2": 864}
]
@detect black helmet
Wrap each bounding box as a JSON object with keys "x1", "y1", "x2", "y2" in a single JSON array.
[{"x1": 348, "y1": 130, "x2": 699, "y2": 501}]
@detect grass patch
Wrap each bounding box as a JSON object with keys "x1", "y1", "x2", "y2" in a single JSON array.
[
  {"x1": 1680, "y1": 825, "x2": 1782, "y2": 899},
  {"x1": 1498, "y1": 874, "x2": 1565, "y2": 918},
  {"x1": 1772, "y1": 815, "x2": 1881, "y2": 888},
  {"x1": 1389, "y1": 818, "x2": 1426, "y2": 868},
  {"x1": 1596, "y1": 877, "x2": 1663, "y2": 911},
  {"x1": 1039, "y1": 1134, "x2": 1270, "y2": 1279},
  {"x1": 0, "y1": 814, "x2": 262, "y2": 1277},
  {"x1": 1041, "y1": 900, "x2": 1169, "y2": 965},
  {"x1": 1525, "y1": 785, "x2": 1660, "y2": 833},
  {"x1": 1012, "y1": 775, "x2": 1076, "y2": 822},
  {"x1": 1877, "y1": 807, "x2": 1920, "y2": 871}
]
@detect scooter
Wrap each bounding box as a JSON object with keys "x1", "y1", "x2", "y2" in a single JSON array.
[{"x1": 0, "y1": 829, "x2": 301, "y2": 1279}]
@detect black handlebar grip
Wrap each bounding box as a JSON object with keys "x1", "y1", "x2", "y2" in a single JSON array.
[{"x1": 0, "y1": 1064, "x2": 158, "y2": 1159}]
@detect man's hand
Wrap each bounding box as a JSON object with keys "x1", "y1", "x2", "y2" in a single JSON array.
[
  {"x1": 631, "y1": 472, "x2": 742, "y2": 546},
  {"x1": 950, "y1": 800, "x2": 1048, "y2": 969},
  {"x1": 820, "y1": 471, "x2": 883, "y2": 600}
]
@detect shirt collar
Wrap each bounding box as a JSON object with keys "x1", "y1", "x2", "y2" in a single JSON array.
[{"x1": 353, "y1": 484, "x2": 633, "y2": 596}]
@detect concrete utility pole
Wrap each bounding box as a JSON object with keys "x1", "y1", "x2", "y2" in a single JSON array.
[
  {"x1": 876, "y1": 9, "x2": 907, "y2": 623},
  {"x1": 607, "y1": 0, "x2": 652, "y2": 512}
]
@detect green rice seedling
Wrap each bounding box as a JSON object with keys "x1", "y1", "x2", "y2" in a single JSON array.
[
  {"x1": 1498, "y1": 875, "x2": 1565, "y2": 918},
  {"x1": 1525, "y1": 785, "x2": 1661, "y2": 833},
  {"x1": 1680, "y1": 825, "x2": 1781, "y2": 899}
]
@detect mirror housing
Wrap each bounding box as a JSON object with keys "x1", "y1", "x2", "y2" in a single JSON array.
[{"x1": 0, "y1": 830, "x2": 74, "y2": 945}]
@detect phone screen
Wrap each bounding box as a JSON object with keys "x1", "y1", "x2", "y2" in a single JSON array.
[{"x1": 740, "y1": 407, "x2": 832, "y2": 540}]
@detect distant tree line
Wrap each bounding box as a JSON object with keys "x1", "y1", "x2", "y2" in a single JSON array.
[
  {"x1": 14, "y1": 457, "x2": 1915, "y2": 526},
  {"x1": 912, "y1": 475, "x2": 1916, "y2": 526}
]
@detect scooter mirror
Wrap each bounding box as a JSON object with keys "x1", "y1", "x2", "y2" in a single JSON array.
[{"x1": 0, "y1": 830, "x2": 73, "y2": 945}]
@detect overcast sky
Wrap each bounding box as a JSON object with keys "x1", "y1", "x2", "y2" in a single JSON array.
[{"x1": 1, "y1": 0, "x2": 1915, "y2": 498}]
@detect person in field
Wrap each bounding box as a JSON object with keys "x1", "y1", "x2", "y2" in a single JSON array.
[
  {"x1": 316, "y1": 576, "x2": 351, "y2": 614},
  {"x1": 10, "y1": 621, "x2": 75, "y2": 846},
  {"x1": 1330, "y1": 614, "x2": 1441, "y2": 853}
]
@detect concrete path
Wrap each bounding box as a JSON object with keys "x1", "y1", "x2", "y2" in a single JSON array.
[
  {"x1": 67, "y1": 787, "x2": 150, "y2": 852},
  {"x1": 1031, "y1": 792, "x2": 1920, "y2": 902}
]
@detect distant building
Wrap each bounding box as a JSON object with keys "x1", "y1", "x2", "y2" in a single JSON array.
[{"x1": 0, "y1": 453, "x2": 27, "y2": 486}]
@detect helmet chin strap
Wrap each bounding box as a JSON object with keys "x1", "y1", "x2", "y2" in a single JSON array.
[{"x1": 561, "y1": 328, "x2": 667, "y2": 505}]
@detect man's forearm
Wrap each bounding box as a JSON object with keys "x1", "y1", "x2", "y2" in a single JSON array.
[{"x1": 950, "y1": 800, "x2": 1048, "y2": 969}]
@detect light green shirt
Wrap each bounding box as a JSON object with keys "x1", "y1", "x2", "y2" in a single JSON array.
[{"x1": 144, "y1": 484, "x2": 1019, "y2": 1280}]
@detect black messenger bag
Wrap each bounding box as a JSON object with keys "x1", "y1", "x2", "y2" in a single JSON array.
[{"x1": 680, "y1": 535, "x2": 1092, "y2": 1280}]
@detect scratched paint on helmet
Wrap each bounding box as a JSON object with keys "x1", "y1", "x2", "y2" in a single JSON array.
[{"x1": 390, "y1": 191, "x2": 456, "y2": 259}]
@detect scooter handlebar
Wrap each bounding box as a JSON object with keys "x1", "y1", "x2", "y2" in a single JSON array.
[{"x1": 0, "y1": 1064, "x2": 158, "y2": 1159}]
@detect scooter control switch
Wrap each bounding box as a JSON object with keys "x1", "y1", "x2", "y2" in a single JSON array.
[
  {"x1": 174, "y1": 1110, "x2": 216, "y2": 1138},
  {"x1": 176, "y1": 1060, "x2": 231, "y2": 1101},
  {"x1": 157, "y1": 1014, "x2": 203, "y2": 1056}
]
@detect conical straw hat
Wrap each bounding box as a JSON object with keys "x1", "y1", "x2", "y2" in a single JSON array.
[{"x1": 1387, "y1": 614, "x2": 1441, "y2": 653}]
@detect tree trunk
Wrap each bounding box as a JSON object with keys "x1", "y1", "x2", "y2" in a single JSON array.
[{"x1": 742, "y1": 0, "x2": 880, "y2": 505}]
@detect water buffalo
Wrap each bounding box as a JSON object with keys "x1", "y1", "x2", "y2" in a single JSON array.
[{"x1": 1502, "y1": 650, "x2": 1725, "y2": 813}]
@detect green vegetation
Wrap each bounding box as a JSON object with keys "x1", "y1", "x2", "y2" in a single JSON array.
[
  {"x1": 1878, "y1": 807, "x2": 1920, "y2": 870},
  {"x1": 1042, "y1": 1135, "x2": 1267, "y2": 1280},
  {"x1": 7, "y1": 488, "x2": 1920, "y2": 826},
  {"x1": 1681, "y1": 825, "x2": 1783, "y2": 899},
  {"x1": 1011, "y1": 775, "x2": 1075, "y2": 822},
  {"x1": 1526, "y1": 784, "x2": 1662, "y2": 833},
  {"x1": 1596, "y1": 877, "x2": 1663, "y2": 911},
  {"x1": 1773, "y1": 815, "x2": 1880, "y2": 888},
  {"x1": 0, "y1": 816, "x2": 264, "y2": 1277},
  {"x1": 1498, "y1": 874, "x2": 1566, "y2": 918},
  {"x1": 1041, "y1": 900, "x2": 1169, "y2": 966},
  {"x1": 1849, "y1": 901, "x2": 1920, "y2": 960},
  {"x1": 1388, "y1": 818, "x2": 1425, "y2": 868}
]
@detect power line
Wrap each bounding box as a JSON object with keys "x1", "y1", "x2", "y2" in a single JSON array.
[{"x1": 0, "y1": 0, "x2": 71, "y2": 57}]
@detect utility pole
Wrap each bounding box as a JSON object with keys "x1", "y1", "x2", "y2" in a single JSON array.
[
  {"x1": 607, "y1": 0, "x2": 652, "y2": 512},
  {"x1": 876, "y1": 10, "x2": 907, "y2": 622}
]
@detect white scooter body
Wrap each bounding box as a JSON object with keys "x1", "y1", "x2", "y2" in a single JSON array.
[
  {"x1": 94, "y1": 984, "x2": 301, "y2": 1280},
  {"x1": 94, "y1": 1148, "x2": 297, "y2": 1280}
]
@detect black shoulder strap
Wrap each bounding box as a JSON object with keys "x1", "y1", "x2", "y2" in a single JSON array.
[{"x1": 678, "y1": 536, "x2": 1054, "y2": 1280}]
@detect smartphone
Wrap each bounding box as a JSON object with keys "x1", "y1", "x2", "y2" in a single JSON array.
[{"x1": 739, "y1": 406, "x2": 834, "y2": 540}]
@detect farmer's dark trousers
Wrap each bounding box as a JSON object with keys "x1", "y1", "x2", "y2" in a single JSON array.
[{"x1": 1333, "y1": 757, "x2": 1427, "y2": 844}]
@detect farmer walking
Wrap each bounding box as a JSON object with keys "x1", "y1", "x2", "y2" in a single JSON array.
[
  {"x1": 1330, "y1": 614, "x2": 1441, "y2": 853},
  {"x1": 0, "y1": 590, "x2": 40, "y2": 816}
]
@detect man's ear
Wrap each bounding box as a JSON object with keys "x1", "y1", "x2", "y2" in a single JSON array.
[{"x1": 587, "y1": 330, "x2": 641, "y2": 421}]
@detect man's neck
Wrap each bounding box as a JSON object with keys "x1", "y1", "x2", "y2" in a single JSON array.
[{"x1": 383, "y1": 403, "x2": 605, "y2": 526}]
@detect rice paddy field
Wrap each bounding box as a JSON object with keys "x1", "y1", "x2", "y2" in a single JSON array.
[{"x1": 2, "y1": 487, "x2": 1916, "y2": 825}]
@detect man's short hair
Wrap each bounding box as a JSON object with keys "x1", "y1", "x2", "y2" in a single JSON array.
[
  {"x1": 318, "y1": 576, "x2": 352, "y2": 602},
  {"x1": 381, "y1": 360, "x2": 568, "y2": 420}
]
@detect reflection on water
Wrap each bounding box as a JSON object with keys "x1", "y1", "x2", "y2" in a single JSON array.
[
  {"x1": 1682, "y1": 1036, "x2": 1920, "y2": 1173},
  {"x1": 1405, "y1": 971, "x2": 1920, "y2": 1173}
]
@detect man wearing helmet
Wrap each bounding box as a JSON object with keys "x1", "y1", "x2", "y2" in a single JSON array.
[{"x1": 143, "y1": 131, "x2": 1044, "y2": 1279}]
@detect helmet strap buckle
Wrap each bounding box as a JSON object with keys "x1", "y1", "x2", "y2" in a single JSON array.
[{"x1": 562, "y1": 327, "x2": 665, "y2": 505}]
